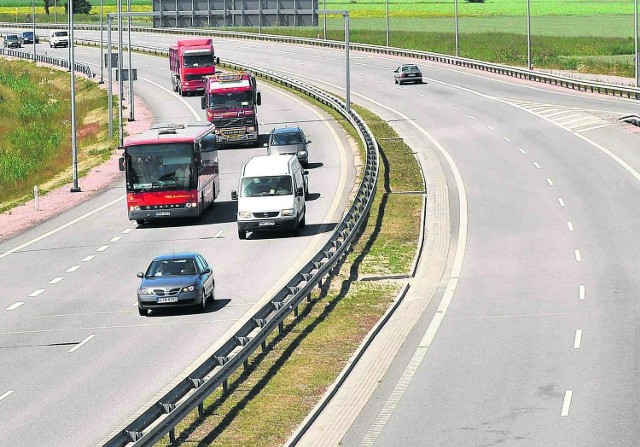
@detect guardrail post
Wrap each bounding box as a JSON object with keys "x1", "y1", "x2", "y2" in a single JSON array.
[
  {"x1": 198, "y1": 402, "x2": 204, "y2": 416},
  {"x1": 169, "y1": 429, "x2": 176, "y2": 443}
]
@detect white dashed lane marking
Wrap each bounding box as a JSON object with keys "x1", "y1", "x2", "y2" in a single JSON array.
[
  {"x1": 575, "y1": 250, "x2": 582, "y2": 262},
  {"x1": 28, "y1": 289, "x2": 45, "y2": 297},
  {"x1": 66, "y1": 265, "x2": 80, "y2": 273},
  {"x1": 503, "y1": 136, "x2": 510, "y2": 142},
  {"x1": 567, "y1": 222, "x2": 574, "y2": 231},
  {"x1": 574, "y1": 330, "x2": 583, "y2": 349},
  {"x1": 122, "y1": 228, "x2": 133, "y2": 234},
  {"x1": 547, "y1": 178, "x2": 555, "y2": 186},
  {"x1": 82, "y1": 255, "x2": 95, "y2": 262},
  {"x1": 5, "y1": 302, "x2": 24, "y2": 311},
  {"x1": 69, "y1": 335, "x2": 95, "y2": 353},
  {"x1": 558, "y1": 198, "x2": 566, "y2": 207},
  {"x1": 110, "y1": 236, "x2": 121, "y2": 242},
  {"x1": 561, "y1": 390, "x2": 573, "y2": 416},
  {"x1": 49, "y1": 277, "x2": 63, "y2": 284},
  {"x1": 0, "y1": 390, "x2": 14, "y2": 401},
  {"x1": 96, "y1": 245, "x2": 109, "y2": 252},
  {"x1": 579, "y1": 285, "x2": 586, "y2": 300},
  {"x1": 533, "y1": 162, "x2": 541, "y2": 169}
]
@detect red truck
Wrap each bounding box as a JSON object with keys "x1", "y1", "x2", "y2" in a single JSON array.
[
  {"x1": 200, "y1": 72, "x2": 262, "y2": 145},
  {"x1": 169, "y1": 38, "x2": 219, "y2": 96}
]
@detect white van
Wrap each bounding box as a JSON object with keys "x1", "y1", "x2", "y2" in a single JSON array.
[
  {"x1": 49, "y1": 30, "x2": 69, "y2": 48},
  {"x1": 232, "y1": 154, "x2": 308, "y2": 239}
]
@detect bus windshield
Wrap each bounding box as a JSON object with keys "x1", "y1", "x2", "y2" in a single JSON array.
[
  {"x1": 126, "y1": 143, "x2": 195, "y2": 191},
  {"x1": 208, "y1": 91, "x2": 253, "y2": 110}
]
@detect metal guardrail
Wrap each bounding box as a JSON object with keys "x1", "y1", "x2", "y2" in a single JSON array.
[
  {"x1": 5, "y1": 22, "x2": 637, "y2": 100},
  {"x1": 0, "y1": 45, "x2": 94, "y2": 78}
]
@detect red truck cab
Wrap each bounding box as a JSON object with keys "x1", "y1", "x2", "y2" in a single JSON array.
[
  {"x1": 200, "y1": 72, "x2": 262, "y2": 145},
  {"x1": 169, "y1": 38, "x2": 219, "y2": 96}
]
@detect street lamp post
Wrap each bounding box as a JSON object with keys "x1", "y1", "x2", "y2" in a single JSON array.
[
  {"x1": 69, "y1": 0, "x2": 80, "y2": 192},
  {"x1": 635, "y1": 0, "x2": 639, "y2": 88},
  {"x1": 32, "y1": 0, "x2": 36, "y2": 57},
  {"x1": 128, "y1": 0, "x2": 134, "y2": 121},
  {"x1": 385, "y1": 0, "x2": 389, "y2": 47},
  {"x1": 117, "y1": 0, "x2": 124, "y2": 147},
  {"x1": 100, "y1": 0, "x2": 104, "y2": 83},
  {"x1": 454, "y1": 0, "x2": 459, "y2": 57},
  {"x1": 345, "y1": 13, "x2": 350, "y2": 111},
  {"x1": 54, "y1": 0, "x2": 57, "y2": 24},
  {"x1": 323, "y1": 0, "x2": 326, "y2": 39},
  {"x1": 527, "y1": 0, "x2": 532, "y2": 69},
  {"x1": 108, "y1": 15, "x2": 113, "y2": 139}
]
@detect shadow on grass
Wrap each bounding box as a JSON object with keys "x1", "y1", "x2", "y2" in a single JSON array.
[{"x1": 171, "y1": 145, "x2": 391, "y2": 446}]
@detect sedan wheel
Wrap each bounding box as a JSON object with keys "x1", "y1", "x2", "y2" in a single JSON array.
[
  {"x1": 138, "y1": 305, "x2": 147, "y2": 316},
  {"x1": 199, "y1": 290, "x2": 207, "y2": 313}
]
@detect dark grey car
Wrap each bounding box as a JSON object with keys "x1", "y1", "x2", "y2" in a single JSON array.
[
  {"x1": 3, "y1": 34, "x2": 22, "y2": 48},
  {"x1": 137, "y1": 252, "x2": 215, "y2": 316},
  {"x1": 265, "y1": 126, "x2": 311, "y2": 167},
  {"x1": 21, "y1": 31, "x2": 39, "y2": 44}
]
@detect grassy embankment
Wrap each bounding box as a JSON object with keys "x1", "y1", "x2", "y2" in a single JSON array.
[
  {"x1": 2, "y1": 0, "x2": 623, "y2": 76},
  {"x1": 0, "y1": 59, "x2": 119, "y2": 213},
  {"x1": 153, "y1": 89, "x2": 423, "y2": 445}
]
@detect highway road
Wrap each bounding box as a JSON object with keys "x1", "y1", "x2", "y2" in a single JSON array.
[
  {"x1": 0, "y1": 37, "x2": 355, "y2": 446},
  {"x1": 4, "y1": 28, "x2": 640, "y2": 446}
]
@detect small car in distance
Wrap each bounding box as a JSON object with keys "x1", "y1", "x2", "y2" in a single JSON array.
[
  {"x1": 393, "y1": 64, "x2": 423, "y2": 85},
  {"x1": 49, "y1": 30, "x2": 69, "y2": 48},
  {"x1": 136, "y1": 252, "x2": 215, "y2": 316},
  {"x1": 265, "y1": 126, "x2": 311, "y2": 168},
  {"x1": 21, "y1": 31, "x2": 39, "y2": 44},
  {"x1": 3, "y1": 34, "x2": 22, "y2": 48}
]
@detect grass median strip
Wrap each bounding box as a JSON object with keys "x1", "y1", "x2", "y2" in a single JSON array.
[{"x1": 159, "y1": 100, "x2": 423, "y2": 445}]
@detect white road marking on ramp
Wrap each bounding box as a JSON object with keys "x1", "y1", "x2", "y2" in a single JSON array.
[
  {"x1": 69, "y1": 335, "x2": 95, "y2": 353},
  {"x1": 561, "y1": 390, "x2": 573, "y2": 416}
]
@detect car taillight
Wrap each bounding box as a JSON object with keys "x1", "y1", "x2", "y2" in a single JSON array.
[{"x1": 401, "y1": 74, "x2": 407, "y2": 78}]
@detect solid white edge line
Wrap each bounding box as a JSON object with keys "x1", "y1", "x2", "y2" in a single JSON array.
[
  {"x1": 0, "y1": 390, "x2": 14, "y2": 401},
  {"x1": 574, "y1": 329, "x2": 582, "y2": 349},
  {"x1": 579, "y1": 284, "x2": 586, "y2": 300},
  {"x1": 561, "y1": 390, "x2": 573, "y2": 416},
  {"x1": 28, "y1": 289, "x2": 45, "y2": 297},
  {"x1": 5, "y1": 302, "x2": 24, "y2": 311},
  {"x1": 0, "y1": 196, "x2": 125, "y2": 260},
  {"x1": 575, "y1": 250, "x2": 582, "y2": 262},
  {"x1": 69, "y1": 335, "x2": 95, "y2": 353}
]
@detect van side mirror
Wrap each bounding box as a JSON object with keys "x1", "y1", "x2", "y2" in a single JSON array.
[
  {"x1": 256, "y1": 92, "x2": 261, "y2": 106},
  {"x1": 137, "y1": 272, "x2": 144, "y2": 278},
  {"x1": 201, "y1": 267, "x2": 211, "y2": 275},
  {"x1": 295, "y1": 187, "x2": 304, "y2": 197},
  {"x1": 118, "y1": 157, "x2": 125, "y2": 172},
  {"x1": 231, "y1": 190, "x2": 238, "y2": 200},
  {"x1": 303, "y1": 170, "x2": 309, "y2": 176},
  {"x1": 201, "y1": 96, "x2": 206, "y2": 110}
]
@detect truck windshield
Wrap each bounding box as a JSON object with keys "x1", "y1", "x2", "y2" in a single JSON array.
[
  {"x1": 240, "y1": 176, "x2": 292, "y2": 197},
  {"x1": 183, "y1": 54, "x2": 214, "y2": 67},
  {"x1": 208, "y1": 91, "x2": 254, "y2": 110},
  {"x1": 125, "y1": 143, "x2": 195, "y2": 191}
]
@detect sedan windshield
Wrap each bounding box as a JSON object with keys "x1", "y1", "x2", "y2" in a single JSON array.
[{"x1": 147, "y1": 259, "x2": 197, "y2": 277}]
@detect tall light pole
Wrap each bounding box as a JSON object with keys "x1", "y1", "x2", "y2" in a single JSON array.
[
  {"x1": 69, "y1": 0, "x2": 80, "y2": 192},
  {"x1": 527, "y1": 0, "x2": 532, "y2": 69},
  {"x1": 99, "y1": 0, "x2": 104, "y2": 83},
  {"x1": 385, "y1": 0, "x2": 389, "y2": 47},
  {"x1": 127, "y1": 0, "x2": 134, "y2": 121},
  {"x1": 54, "y1": 0, "x2": 57, "y2": 24},
  {"x1": 108, "y1": 14, "x2": 113, "y2": 139},
  {"x1": 117, "y1": 0, "x2": 124, "y2": 148},
  {"x1": 454, "y1": 0, "x2": 459, "y2": 57},
  {"x1": 635, "y1": 0, "x2": 639, "y2": 88},
  {"x1": 31, "y1": 0, "x2": 36, "y2": 57},
  {"x1": 345, "y1": 13, "x2": 350, "y2": 111},
  {"x1": 323, "y1": 0, "x2": 326, "y2": 39}
]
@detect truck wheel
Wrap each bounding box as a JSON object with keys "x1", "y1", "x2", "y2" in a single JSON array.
[{"x1": 238, "y1": 229, "x2": 247, "y2": 240}]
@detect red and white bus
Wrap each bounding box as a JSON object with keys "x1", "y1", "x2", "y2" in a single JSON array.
[{"x1": 119, "y1": 123, "x2": 220, "y2": 224}]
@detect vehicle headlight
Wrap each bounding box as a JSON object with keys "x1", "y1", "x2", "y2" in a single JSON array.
[
  {"x1": 247, "y1": 126, "x2": 255, "y2": 132},
  {"x1": 238, "y1": 211, "x2": 251, "y2": 219},
  {"x1": 182, "y1": 285, "x2": 195, "y2": 292},
  {"x1": 298, "y1": 150, "x2": 307, "y2": 156},
  {"x1": 138, "y1": 288, "x2": 153, "y2": 295},
  {"x1": 130, "y1": 206, "x2": 140, "y2": 212},
  {"x1": 281, "y1": 208, "x2": 294, "y2": 216}
]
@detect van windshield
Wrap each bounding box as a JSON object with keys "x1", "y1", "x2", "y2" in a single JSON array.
[{"x1": 240, "y1": 176, "x2": 292, "y2": 197}]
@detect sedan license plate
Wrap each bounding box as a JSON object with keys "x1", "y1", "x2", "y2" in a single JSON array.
[
  {"x1": 157, "y1": 296, "x2": 178, "y2": 304},
  {"x1": 258, "y1": 220, "x2": 275, "y2": 227},
  {"x1": 409, "y1": 74, "x2": 418, "y2": 77},
  {"x1": 155, "y1": 211, "x2": 170, "y2": 216}
]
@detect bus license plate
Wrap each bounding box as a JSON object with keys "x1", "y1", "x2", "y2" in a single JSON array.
[
  {"x1": 259, "y1": 220, "x2": 275, "y2": 227},
  {"x1": 158, "y1": 297, "x2": 178, "y2": 304},
  {"x1": 155, "y1": 211, "x2": 170, "y2": 216}
]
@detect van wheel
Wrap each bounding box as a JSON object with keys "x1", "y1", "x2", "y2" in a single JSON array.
[
  {"x1": 238, "y1": 229, "x2": 247, "y2": 240},
  {"x1": 299, "y1": 208, "x2": 306, "y2": 228},
  {"x1": 136, "y1": 219, "x2": 145, "y2": 225}
]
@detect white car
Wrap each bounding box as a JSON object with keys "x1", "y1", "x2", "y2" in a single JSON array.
[
  {"x1": 49, "y1": 30, "x2": 69, "y2": 48},
  {"x1": 393, "y1": 64, "x2": 423, "y2": 85}
]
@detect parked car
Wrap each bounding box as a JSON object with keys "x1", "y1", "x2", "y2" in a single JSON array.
[
  {"x1": 393, "y1": 64, "x2": 423, "y2": 85},
  {"x1": 21, "y1": 31, "x2": 39, "y2": 44},
  {"x1": 3, "y1": 34, "x2": 22, "y2": 48},
  {"x1": 264, "y1": 126, "x2": 311, "y2": 167},
  {"x1": 136, "y1": 252, "x2": 215, "y2": 316}
]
